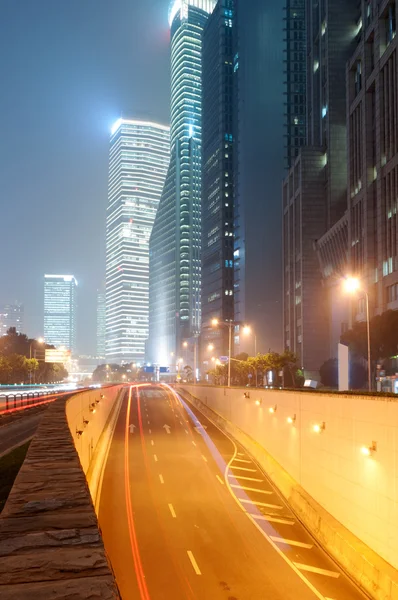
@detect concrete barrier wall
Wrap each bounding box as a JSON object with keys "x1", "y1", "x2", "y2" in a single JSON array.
[
  {"x1": 0, "y1": 387, "x2": 121, "y2": 599},
  {"x1": 65, "y1": 385, "x2": 122, "y2": 474},
  {"x1": 179, "y1": 385, "x2": 398, "y2": 599}
]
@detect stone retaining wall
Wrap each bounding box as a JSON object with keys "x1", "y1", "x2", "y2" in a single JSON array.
[{"x1": 0, "y1": 389, "x2": 120, "y2": 599}]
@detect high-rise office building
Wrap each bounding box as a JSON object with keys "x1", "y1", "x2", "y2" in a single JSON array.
[
  {"x1": 96, "y1": 291, "x2": 106, "y2": 358},
  {"x1": 148, "y1": 0, "x2": 216, "y2": 365},
  {"x1": 106, "y1": 119, "x2": 169, "y2": 364},
  {"x1": 284, "y1": 0, "x2": 306, "y2": 169},
  {"x1": 0, "y1": 303, "x2": 24, "y2": 335},
  {"x1": 283, "y1": 0, "x2": 358, "y2": 376},
  {"x1": 200, "y1": 0, "x2": 235, "y2": 363},
  {"x1": 44, "y1": 274, "x2": 77, "y2": 352},
  {"x1": 230, "y1": 0, "x2": 285, "y2": 356},
  {"x1": 341, "y1": 2, "x2": 398, "y2": 332}
]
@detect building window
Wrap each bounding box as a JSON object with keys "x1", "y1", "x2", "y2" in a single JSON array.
[{"x1": 355, "y1": 61, "x2": 362, "y2": 95}]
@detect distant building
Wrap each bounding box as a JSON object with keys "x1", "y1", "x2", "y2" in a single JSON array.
[
  {"x1": 200, "y1": 0, "x2": 235, "y2": 365},
  {"x1": 0, "y1": 303, "x2": 24, "y2": 335},
  {"x1": 148, "y1": 0, "x2": 216, "y2": 366},
  {"x1": 106, "y1": 119, "x2": 169, "y2": 364},
  {"x1": 96, "y1": 292, "x2": 106, "y2": 358},
  {"x1": 44, "y1": 275, "x2": 77, "y2": 352}
]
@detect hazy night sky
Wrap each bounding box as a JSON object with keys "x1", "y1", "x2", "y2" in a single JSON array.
[
  {"x1": 0, "y1": 0, "x2": 170, "y2": 354},
  {"x1": 0, "y1": 0, "x2": 285, "y2": 356}
]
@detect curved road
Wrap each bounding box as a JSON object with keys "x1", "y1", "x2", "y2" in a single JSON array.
[{"x1": 98, "y1": 384, "x2": 367, "y2": 600}]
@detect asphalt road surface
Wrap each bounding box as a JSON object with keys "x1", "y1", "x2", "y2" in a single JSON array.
[
  {"x1": 0, "y1": 412, "x2": 43, "y2": 457},
  {"x1": 98, "y1": 384, "x2": 368, "y2": 600}
]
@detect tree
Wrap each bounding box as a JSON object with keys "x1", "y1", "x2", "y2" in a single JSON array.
[
  {"x1": 320, "y1": 357, "x2": 367, "y2": 389},
  {"x1": 341, "y1": 310, "x2": 398, "y2": 362},
  {"x1": 320, "y1": 358, "x2": 338, "y2": 388},
  {"x1": 183, "y1": 365, "x2": 194, "y2": 383}
]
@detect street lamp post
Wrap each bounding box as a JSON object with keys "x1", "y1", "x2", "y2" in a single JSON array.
[
  {"x1": 29, "y1": 337, "x2": 44, "y2": 385},
  {"x1": 182, "y1": 340, "x2": 198, "y2": 384},
  {"x1": 242, "y1": 326, "x2": 258, "y2": 387},
  {"x1": 344, "y1": 277, "x2": 372, "y2": 391},
  {"x1": 211, "y1": 319, "x2": 240, "y2": 388}
]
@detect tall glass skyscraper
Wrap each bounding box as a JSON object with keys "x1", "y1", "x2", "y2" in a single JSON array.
[
  {"x1": 96, "y1": 291, "x2": 106, "y2": 358},
  {"x1": 148, "y1": 0, "x2": 216, "y2": 365},
  {"x1": 201, "y1": 0, "x2": 235, "y2": 362},
  {"x1": 44, "y1": 275, "x2": 77, "y2": 352},
  {"x1": 106, "y1": 119, "x2": 170, "y2": 364}
]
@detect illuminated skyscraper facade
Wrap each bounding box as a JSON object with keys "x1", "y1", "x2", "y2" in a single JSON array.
[
  {"x1": 106, "y1": 119, "x2": 169, "y2": 363},
  {"x1": 148, "y1": 0, "x2": 216, "y2": 365},
  {"x1": 201, "y1": 0, "x2": 235, "y2": 362},
  {"x1": 96, "y1": 291, "x2": 106, "y2": 358},
  {"x1": 44, "y1": 274, "x2": 77, "y2": 352}
]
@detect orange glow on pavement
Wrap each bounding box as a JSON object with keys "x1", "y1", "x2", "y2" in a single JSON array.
[{"x1": 124, "y1": 385, "x2": 151, "y2": 600}]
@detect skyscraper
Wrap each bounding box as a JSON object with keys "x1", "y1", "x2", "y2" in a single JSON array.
[
  {"x1": 106, "y1": 119, "x2": 169, "y2": 364},
  {"x1": 148, "y1": 0, "x2": 216, "y2": 365},
  {"x1": 44, "y1": 274, "x2": 77, "y2": 352},
  {"x1": 96, "y1": 291, "x2": 106, "y2": 358},
  {"x1": 283, "y1": 0, "x2": 358, "y2": 376},
  {"x1": 284, "y1": 0, "x2": 306, "y2": 169},
  {"x1": 201, "y1": 0, "x2": 235, "y2": 362},
  {"x1": 0, "y1": 303, "x2": 24, "y2": 335}
]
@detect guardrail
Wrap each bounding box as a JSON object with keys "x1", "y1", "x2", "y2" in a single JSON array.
[{"x1": 0, "y1": 390, "x2": 76, "y2": 415}]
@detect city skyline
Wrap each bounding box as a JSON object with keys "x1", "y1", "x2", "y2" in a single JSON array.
[{"x1": 0, "y1": 0, "x2": 171, "y2": 354}]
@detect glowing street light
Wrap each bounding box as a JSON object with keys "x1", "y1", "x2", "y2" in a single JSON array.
[
  {"x1": 211, "y1": 318, "x2": 252, "y2": 387},
  {"x1": 207, "y1": 343, "x2": 214, "y2": 352},
  {"x1": 343, "y1": 276, "x2": 371, "y2": 391},
  {"x1": 29, "y1": 337, "x2": 45, "y2": 384},
  {"x1": 182, "y1": 341, "x2": 188, "y2": 348}
]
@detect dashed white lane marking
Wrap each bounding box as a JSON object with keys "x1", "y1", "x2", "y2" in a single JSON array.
[
  {"x1": 293, "y1": 563, "x2": 340, "y2": 578},
  {"x1": 231, "y1": 484, "x2": 273, "y2": 495},
  {"x1": 185, "y1": 429, "x2": 189, "y2": 434},
  {"x1": 216, "y1": 475, "x2": 224, "y2": 485},
  {"x1": 233, "y1": 458, "x2": 252, "y2": 464},
  {"x1": 187, "y1": 551, "x2": 201, "y2": 575},
  {"x1": 230, "y1": 465, "x2": 257, "y2": 472},
  {"x1": 239, "y1": 498, "x2": 283, "y2": 510},
  {"x1": 151, "y1": 440, "x2": 154, "y2": 446},
  {"x1": 149, "y1": 429, "x2": 152, "y2": 434},
  {"x1": 147, "y1": 420, "x2": 150, "y2": 424},
  {"x1": 270, "y1": 536, "x2": 313, "y2": 549},
  {"x1": 253, "y1": 514, "x2": 295, "y2": 526},
  {"x1": 192, "y1": 441, "x2": 197, "y2": 447},
  {"x1": 202, "y1": 455, "x2": 208, "y2": 463},
  {"x1": 159, "y1": 474, "x2": 164, "y2": 484},
  {"x1": 229, "y1": 474, "x2": 263, "y2": 482},
  {"x1": 154, "y1": 454, "x2": 158, "y2": 462},
  {"x1": 168, "y1": 503, "x2": 177, "y2": 518},
  {"x1": 237, "y1": 452, "x2": 245, "y2": 456},
  {"x1": 179, "y1": 420, "x2": 183, "y2": 425}
]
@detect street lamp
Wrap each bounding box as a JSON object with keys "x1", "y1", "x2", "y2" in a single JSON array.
[
  {"x1": 242, "y1": 326, "x2": 258, "y2": 386},
  {"x1": 29, "y1": 337, "x2": 44, "y2": 384},
  {"x1": 207, "y1": 343, "x2": 214, "y2": 352},
  {"x1": 211, "y1": 319, "x2": 250, "y2": 387},
  {"x1": 343, "y1": 276, "x2": 372, "y2": 391}
]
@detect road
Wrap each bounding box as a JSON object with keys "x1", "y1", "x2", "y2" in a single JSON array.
[
  {"x1": 98, "y1": 384, "x2": 367, "y2": 600},
  {"x1": 0, "y1": 412, "x2": 43, "y2": 457}
]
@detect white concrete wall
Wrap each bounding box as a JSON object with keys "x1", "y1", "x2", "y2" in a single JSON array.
[
  {"x1": 65, "y1": 386, "x2": 122, "y2": 474},
  {"x1": 181, "y1": 385, "x2": 398, "y2": 570}
]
